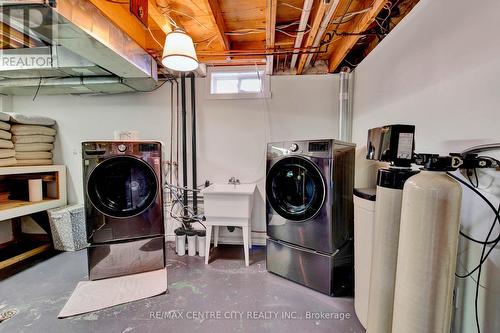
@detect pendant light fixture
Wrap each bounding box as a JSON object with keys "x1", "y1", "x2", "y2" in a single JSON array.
[{"x1": 161, "y1": 29, "x2": 199, "y2": 72}]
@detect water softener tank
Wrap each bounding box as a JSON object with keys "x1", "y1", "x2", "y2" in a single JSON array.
[
  {"x1": 392, "y1": 170, "x2": 462, "y2": 333},
  {"x1": 353, "y1": 188, "x2": 376, "y2": 328},
  {"x1": 367, "y1": 168, "x2": 417, "y2": 333}
]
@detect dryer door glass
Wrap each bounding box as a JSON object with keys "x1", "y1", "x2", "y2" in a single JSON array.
[
  {"x1": 267, "y1": 156, "x2": 326, "y2": 221},
  {"x1": 87, "y1": 156, "x2": 158, "y2": 218}
]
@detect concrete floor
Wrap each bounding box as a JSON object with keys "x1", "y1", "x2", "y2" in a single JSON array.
[{"x1": 0, "y1": 243, "x2": 365, "y2": 333}]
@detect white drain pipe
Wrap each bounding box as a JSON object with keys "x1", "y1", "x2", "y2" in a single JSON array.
[
  {"x1": 290, "y1": 0, "x2": 313, "y2": 70},
  {"x1": 304, "y1": 0, "x2": 341, "y2": 69},
  {"x1": 338, "y1": 66, "x2": 352, "y2": 142}
]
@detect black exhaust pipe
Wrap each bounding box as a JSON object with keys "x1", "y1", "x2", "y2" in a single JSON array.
[
  {"x1": 180, "y1": 74, "x2": 188, "y2": 219},
  {"x1": 190, "y1": 73, "x2": 198, "y2": 215}
]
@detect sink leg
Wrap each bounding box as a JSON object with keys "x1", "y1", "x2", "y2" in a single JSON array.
[
  {"x1": 214, "y1": 226, "x2": 219, "y2": 247},
  {"x1": 205, "y1": 225, "x2": 212, "y2": 265},
  {"x1": 242, "y1": 226, "x2": 249, "y2": 267},
  {"x1": 248, "y1": 227, "x2": 252, "y2": 249}
]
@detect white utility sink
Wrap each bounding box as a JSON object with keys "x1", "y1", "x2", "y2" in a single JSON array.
[
  {"x1": 202, "y1": 184, "x2": 256, "y2": 219},
  {"x1": 201, "y1": 183, "x2": 257, "y2": 266}
]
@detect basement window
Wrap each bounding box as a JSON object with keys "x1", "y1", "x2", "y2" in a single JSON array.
[{"x1": 206, "y1": 66, "x2": 270, "y2": 99}]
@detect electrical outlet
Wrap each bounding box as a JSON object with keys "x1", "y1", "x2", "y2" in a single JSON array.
[{"x1": 130, "y1": 0, "x2": 148, "y2": 27}]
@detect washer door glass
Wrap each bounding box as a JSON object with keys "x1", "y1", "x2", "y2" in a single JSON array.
[
  {"x1": 87, "y1": 156, "x2": 158, "y2": 218},
  {"x1": 266, "y1": 156, "x2": 326, "y2": 221}
]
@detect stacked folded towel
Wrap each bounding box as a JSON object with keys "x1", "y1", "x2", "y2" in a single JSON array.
[
  {"x1": 0, "y1": 113, "x2": 15, "y2": 167},
  {"x1": 11, "y1": 124, "x2": 56, "y2": 166},
  {"x1": 0, "y1": 112, "x2": 57, "y2": 167}
]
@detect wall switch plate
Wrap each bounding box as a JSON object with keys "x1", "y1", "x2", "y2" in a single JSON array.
[{"x1": 130, "y1": 0, "x2": 148, "y2": 27}]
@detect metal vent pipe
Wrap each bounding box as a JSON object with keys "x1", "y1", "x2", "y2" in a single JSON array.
[{"x1": 338, "y1": 66, "x2": 352, "y2": 142}]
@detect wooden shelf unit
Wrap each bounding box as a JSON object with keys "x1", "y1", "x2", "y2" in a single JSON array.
[
  {"x1": 0, "y1": 165, "x2": 67, "y2": 270},
  {"x1": 0, "y1": 165, "x2": 67, "y2": 221}
]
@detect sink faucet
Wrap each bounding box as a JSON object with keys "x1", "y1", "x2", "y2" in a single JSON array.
[{"x1": 228, "y1": 177, "x2": 240, "y2": 185}]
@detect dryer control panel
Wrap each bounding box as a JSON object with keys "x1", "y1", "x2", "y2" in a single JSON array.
[{"x1": 308, "y1": 141, "x2": 330, "y2": 152}]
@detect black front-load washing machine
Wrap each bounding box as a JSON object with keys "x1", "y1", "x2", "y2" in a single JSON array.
[
  {"x1": 266, "y1": 139, "x2": 355, "y2": 296},
  {"x1": 82, "y1": 141, "x2": 164, "y2": 280}
]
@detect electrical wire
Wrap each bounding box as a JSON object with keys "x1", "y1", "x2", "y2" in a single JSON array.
[
  {"x1": 122, "y1": 79, "x2": 169, "y2": 93},
  {"x1": 374, "y1": 17, "x2": 389, "y2": 32},
  {"x1": 194, "y1": 34, "x2": 217, "y2": 44},
  {"x1": 317, "y1": 0, "x2": 354, "y2": 61},
  {"x1": 448, "y1": 172, "x2": 500, "y2": 246},
  {"x1": 449, "y1": 172, "x2": 500, "y2": 272},
  {"x1": 454, "y1": 202, "x2": 500, "y2": 278},
  {"x1": 457, "y1": 259, "x2": 490, "y2": 290},
  {"x1": 276, "y1": 28, "x2": 311, "y2": 38},
  {"x1": 447, "y1": 172, "x2": 500, "y2": 333},
  {"x1": 225, "y1": 21, "x2": 308, "y2": 36},
  {"x1": 104, "y1": 0, "x2": 128, "y2": 4},
  {"x1": 279, "y1": 2, "x2": 303, "y2": 12},
  {"x1": 147, "y1": 27, "x2": 164, "y2": 48},
  {"x1": 32, "y1": 76, "x2": 42, "y2": 101},
  {"x1": 164, "y1": 182, "x2": 206, "y2": 229},
  {"x1": 343, "y1": 58, "x2": 359, "y2": 68},
  {"x1": 168, "y1": 9, "x2": 211, "y2": 31},
  {"x1": 466, "y1": 168, "x2": 480, "y2": 188},
  {"x1": 472, "y1": 211, "x2": 497, "y2": 333}
]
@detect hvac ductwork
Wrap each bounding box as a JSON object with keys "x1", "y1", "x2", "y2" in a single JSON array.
[{"x1": 0, "y1": 0, "x2": 160, "y2": 95}]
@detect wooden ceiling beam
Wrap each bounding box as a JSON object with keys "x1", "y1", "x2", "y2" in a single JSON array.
[
  {"x1": 148, "y1": 0, "x2": 173, "y2": 35},
  {"x1": 327, "y1": 0, "x2": 388, "y2": 72},
  {"x1": 0, "y1": 22, "x2": 39, "y2": 48},
  {"x1": 265, "y1": 0, "x2": 277, "y2": 74},
  {"x1": 86, "y1": 0, "x2": 149, "y2": 49},
  {"x1": 296, "y1": 0, "x2": 329, "y2": 74},
  {"x1": 205, "y1": 0, "x2": 230, "y2": 50}
]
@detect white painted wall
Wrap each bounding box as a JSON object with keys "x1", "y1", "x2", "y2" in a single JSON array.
[
  {"x1": 11, "y1": 74, "x2": 340, "y2": 244},
  {"x1": 351, "y1": 0, "x2": 500, "y2": 332},
  {"x1": 195, "y1": 75, "x2": 339, "y2": 242}
]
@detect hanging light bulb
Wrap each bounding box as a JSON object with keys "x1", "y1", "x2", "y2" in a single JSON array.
[{"x1": 161, "y1": 29, "x2": 199, "y2": 72}]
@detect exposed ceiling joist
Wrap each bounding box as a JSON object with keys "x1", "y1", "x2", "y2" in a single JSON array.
[
  {"x1": 206, "y1": 0, "x2": 230, "y2": 50},
  {"x1": 327, "y1": 0, "x2": 388, "y2": 72},
  {"x1": 296, "y1": 0, "x2": 329, "y2": 74},
  {"x1": 0, "y1": 22, "x2": 38, "y2": 48},
  {"x1": 85, "y1": 0, "x2": 149, "y2": 49},
  {"x1": 39, "y1": 0, "x2": 419, "y2": 75},
  {"x1": 265, "y1": 0, "x2": 277, "y2": 74},
  {"x1": 148, "y1": 0, "x2": 173, "y2": 35}
]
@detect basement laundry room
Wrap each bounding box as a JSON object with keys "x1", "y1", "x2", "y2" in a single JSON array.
[{"x1": 0, "y1": 0, "x2": 499, "y2": 332}]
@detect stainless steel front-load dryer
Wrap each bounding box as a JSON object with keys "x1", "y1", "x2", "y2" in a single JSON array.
[
  {"x1": 266, "y1": 139, "x2": 355, "y2": 295},
  {"x1": 82, "y1": 141, "x2": 165, "y2": 280}
]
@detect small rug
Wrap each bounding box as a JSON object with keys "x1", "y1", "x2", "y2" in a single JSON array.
[{"x1": 58, "y1": 268, "x2": 167, "y2": 318}]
